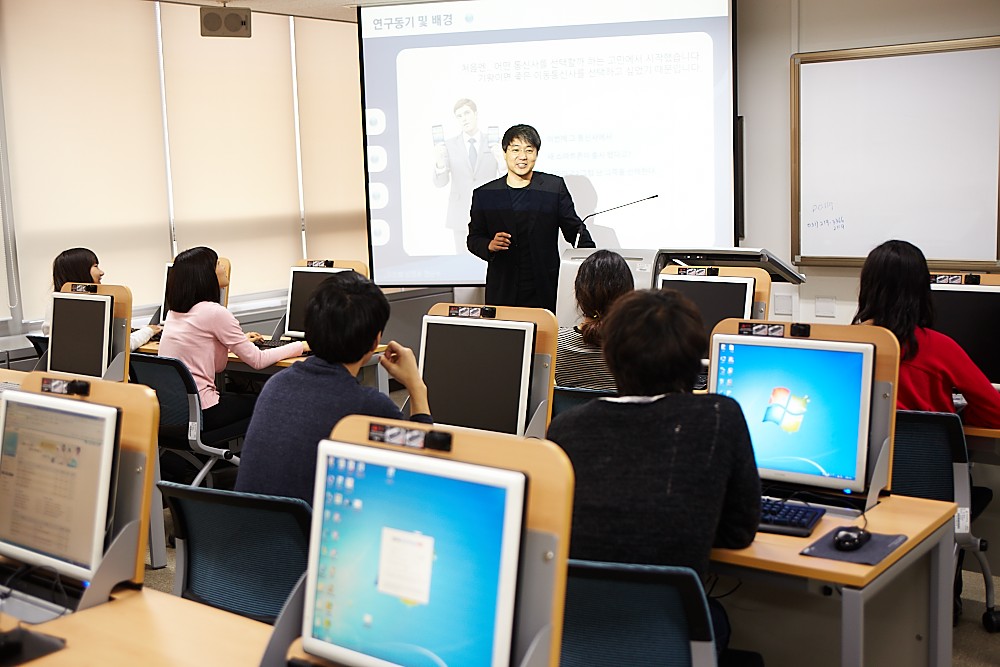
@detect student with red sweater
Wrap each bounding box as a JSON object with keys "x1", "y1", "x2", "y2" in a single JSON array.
[{"x1": 854, "y1": 239, "x2": 1000, "y2": 428}]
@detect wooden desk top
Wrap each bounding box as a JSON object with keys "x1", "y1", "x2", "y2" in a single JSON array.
[
  {"x1": 135, "y1": 342, "x2": 388, "y2": 368},
  {"x1": 711, "y1": 495, "x2": 954, "y2": 588},
  {"x1": 1, "y1": 588, "x2": 272, "y2": 666}
]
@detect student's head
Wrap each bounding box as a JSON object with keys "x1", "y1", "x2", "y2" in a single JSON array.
[
  {"x1": 574, "y1": 250, "x2": 634, "y2": 346},
  {"x1": 167, "y1": 246, "x2": 222, "y2": 314},
  {"x1": 603, "y1": 289, "x2": 706, "y2": 395},
  {"x1": 305, "y1": 271, "x2": 390, "y2": 365},
  {"x1": 453, "y1": 98, "x2": 479, "y2": 134},
  {"x1": 52, "y1": 247, "x2": 102, "y2": 291},
  {"x1": 854, "y1": 239, "x2": 932, "y2": 360},
  {"x1": 502, "y1": 124, "x2": 540, "y2": 179}
]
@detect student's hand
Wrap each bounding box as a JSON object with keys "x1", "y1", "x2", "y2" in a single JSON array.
[
  {"x1": 148, "y1": 325, "x2": 162, "y2": 335},
  {"x1": 380, "y1": 341, "x2": 430, "y2": 416},
  {"x1": 488, "y1": 232, "x2": 512, "y2": 252},
  {"x1": 300, "y1": 340, "x2": 311, "y2": 354},
  {"x1": 246, "y1": 331, "x2": 264, "y2": 343}
]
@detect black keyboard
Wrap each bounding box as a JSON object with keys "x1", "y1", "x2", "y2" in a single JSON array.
[
  {"x1": 254, "y1": 337, "x2": 290, "y2": 350},
  {"x1": 758, "y1": 497, "x2": 826, "y2": 537}
]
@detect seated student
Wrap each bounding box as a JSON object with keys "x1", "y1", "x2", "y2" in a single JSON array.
[
  {"x1": 235, "y1": 271, "x2": 432, "y2": 504},
  {"x1": 157, "y1": 246, "x2": 304, "y2": 431},
  {"x1": 554, "y1": 249, "x2": 633, "y2": 391},
  {"x1": 854, "y1": 239, "x2": 1000, "y2": 428},
  {"x1": 546, "y1": 288, "x2": 761, "y2": 652},
  {"x1": 854, "y1": 238, "x2": 997, "y2": 622},
  {"x1": 43, "y1": 247, "x2": 160, "y2": 350}
]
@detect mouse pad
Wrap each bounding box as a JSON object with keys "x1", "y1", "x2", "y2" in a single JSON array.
[{"x1": 800, "y1": 527, "x2": 907, "y2": 565}]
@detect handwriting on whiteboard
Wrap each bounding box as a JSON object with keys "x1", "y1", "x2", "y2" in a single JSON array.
[{"x1": 805, "y1": 202, "x2": 845, "y2": 231}]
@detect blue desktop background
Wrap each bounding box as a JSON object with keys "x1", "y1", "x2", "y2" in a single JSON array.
[
  {"x1": 309, "y1": 455, "x2": 514, "y2": 666},
  {"x1": 716, "y1": 342, "x2": 869, "y2": 484}
]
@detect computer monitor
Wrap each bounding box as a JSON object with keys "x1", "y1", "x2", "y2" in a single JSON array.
[
  {"x1": 709, "y1": 333, "x2": 875, "y2": 494},
  {"x1": 284, "y1": 267, "x2": 351, "y2": 338},
  {"x1": 929, "y1": 284, "x2": 1000, "y2": 384},
  {"x1": 303, "y1": 439, "x2": 526, "y2": 667},
  {"x1": 48, "y1": 292, "x2": 115, "y2": 378},
  {"x1": 0, "y1": 390, "x2": 121, "y2": 583},
  {"x1": 658, "y1": 274, "x2": 755, "y2": 355},
  {"x1": 419, "y1": 315, "x2": 536, "y2": 435}
]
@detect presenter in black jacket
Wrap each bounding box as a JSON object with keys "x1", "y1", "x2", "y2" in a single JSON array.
[{"x1": 467, "y1": 124, "x2": 595, "y2": 312}]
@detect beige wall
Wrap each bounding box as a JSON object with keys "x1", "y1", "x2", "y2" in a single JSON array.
[{"x1": 737, "y1": 0, "x2": 1000, "y2": 323}]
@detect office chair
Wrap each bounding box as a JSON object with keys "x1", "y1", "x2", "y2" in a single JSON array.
[
  {"x1": 551, "y1": 386, "x2": 617, "y2": 420},
  {"x1": 130, "y1": 354, "x2": 244, "y2": 488},
  {"x1": 561, "y1": 559, "x2": 717, "y2": 667},
  {"x1": 892, "y1": 410, "x2": 999, "y2": 632},
  {"x1": 157, "y1": 481, "x2": 312, "y2": 624}
]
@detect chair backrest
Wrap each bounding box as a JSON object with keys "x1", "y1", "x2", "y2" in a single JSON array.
[
  {"x1": 561, "y1": 560, "x2": 717, "y2": 667},
  {"x1": 158, "y1": 481, "x2": 312, "y2": 624},
  {"x1": 891, "y1": 410, "x2": 967, "y2": 502},
  {"x1": 551, "y1": 386, "x2": 617, "y2": 420},
  {"x1": 130, "y1": 354, "x2": 199, "y2": 444}
]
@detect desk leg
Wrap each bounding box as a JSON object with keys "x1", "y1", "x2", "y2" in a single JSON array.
[
  {"x1": 841, "y1": 587, "x2": 864, "y2": 667},
  {"x1": 148, "y1": 454, "x2": 168, "y2": 569},
  {"x1": 929, "y1": 523, "x2": 954, "y2": 667}
]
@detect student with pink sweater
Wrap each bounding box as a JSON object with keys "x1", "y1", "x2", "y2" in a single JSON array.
[{"x1": 157, "y1": 247, "x2": 304, "y2": 431}]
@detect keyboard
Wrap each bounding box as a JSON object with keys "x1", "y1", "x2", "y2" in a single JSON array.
[
  {"x1": 758, "y1": 497, "x2": 826, "y2": 537},
  {"x1": 254, "y1": 337, "x2": 291, "y2": 350}
]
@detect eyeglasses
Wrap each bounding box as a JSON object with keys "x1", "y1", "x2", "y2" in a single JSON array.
[{"x1": 506, "y1": 146, "x2": 537, "y2": 157}]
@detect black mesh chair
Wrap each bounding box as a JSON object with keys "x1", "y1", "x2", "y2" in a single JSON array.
[
  {"x1": 551, "y1": 386, "x2": 617, "y2": 420},
  {"x1": 157, "y1": 481, "x2": 312, "y2": 624},
  {"x1": 561, "y1": 560, "x2": 717, "y2": 667},
  {"x1": 130, "y1": 353, "x2": 245, "y2": 488},
  {"x1": 892, "y1": 410, "x2": 998, "y2": 631}
]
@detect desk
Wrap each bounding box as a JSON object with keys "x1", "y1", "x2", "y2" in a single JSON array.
[
  {"x1": 0, "y1": 588, "x2": 272, "y2": 666},
  {"x1": 711, "y1": 495, "x2": 954, "y2": 667},
  {"x1": 136, "y1": 341, "x2": 390, "y2": 391}
]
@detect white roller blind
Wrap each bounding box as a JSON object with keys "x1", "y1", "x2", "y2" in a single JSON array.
[
  {"x1": 0, "y1": 0, "x2": 170, "y2": 320},
  {"x1": 160, "y1": 4, "x2": 301, "y2": 294}
]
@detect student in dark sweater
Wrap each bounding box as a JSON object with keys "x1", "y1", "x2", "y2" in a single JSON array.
[
  {"x1": 235, "y1": 272, "x2": 431, "y2": 503},
  {"x1": 546, "y1": 288, "x2": 761, "y2": 650}
]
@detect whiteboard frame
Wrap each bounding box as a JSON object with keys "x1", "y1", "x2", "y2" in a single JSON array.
[{"x1": 791, "y1": 36, "x2": 1000, "y2": 270}]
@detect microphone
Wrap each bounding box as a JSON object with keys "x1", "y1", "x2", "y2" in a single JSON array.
[{"x1": 573, "y1": 194, "x2": 659, "y2": 248}]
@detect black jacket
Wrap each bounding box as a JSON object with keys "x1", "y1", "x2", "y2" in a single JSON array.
[{"x1": 467, "y1": 172, "x2": 595, "y2": 312}]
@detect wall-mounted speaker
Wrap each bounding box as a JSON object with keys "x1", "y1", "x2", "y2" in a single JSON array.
[{"x1": 200, "y1": 6, "x2": 251, "y2": 38}]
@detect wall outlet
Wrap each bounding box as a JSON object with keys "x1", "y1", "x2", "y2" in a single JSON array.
[{"x1": 815, "y1": 296, "x2": 837, "y2": 318}]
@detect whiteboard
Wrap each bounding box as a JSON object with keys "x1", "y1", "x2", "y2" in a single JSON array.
[{"x1": 792, "y1": 38, "x2": 1000, "y2": 266}]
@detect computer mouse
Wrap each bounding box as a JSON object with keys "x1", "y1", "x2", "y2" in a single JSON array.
[{"x1": 833, "y1": 526, "x2": 871, "y2": 551}]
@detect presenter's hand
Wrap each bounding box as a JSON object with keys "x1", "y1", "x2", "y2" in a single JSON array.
[{"x1": 488, "y1": 232, "x2": 512, "y2": 252}]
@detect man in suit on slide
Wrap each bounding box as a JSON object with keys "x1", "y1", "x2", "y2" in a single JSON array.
[{"x1": 433, "y1": 98, "x2": 504, "y2": 252}]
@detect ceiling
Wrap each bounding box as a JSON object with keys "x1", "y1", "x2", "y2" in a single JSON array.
[{"x1": 152, "y1": 0, "x2": 448, "y2": 23}]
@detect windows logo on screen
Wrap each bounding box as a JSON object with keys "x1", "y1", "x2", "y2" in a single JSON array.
[{"x1": 763, "y1": 387, "x2": 808, "y2": 433}]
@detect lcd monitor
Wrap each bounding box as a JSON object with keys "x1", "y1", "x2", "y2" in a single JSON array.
[
  {"x1": 929, "y1": 284, "x2": 1000, "y2": 384},
  {"x1": 419, "y1": 316, "x2": 535, "y2": 435},
  {"x1": 284, "y1": 267, "x2": 351, "y2": 338},
  {"x1": 48, "y1": 292, "x2": 115, "y2": 378},
  {"x1": 709, "y1": 333, "x2": 875, "y2": 494},
  {"x1": 0, "y1": 390, "x2": 120, "y2": 583},
  {"x1": 658, "y1": 274, "x2": 754, "y2": 355},
  {"x1": 303, "y1": 439, "x2": 526, "y2": 667}
]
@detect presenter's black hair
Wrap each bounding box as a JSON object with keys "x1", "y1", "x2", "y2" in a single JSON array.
[
  {"x1": 502, "y1": 124, "x2": 541, "y2": 151},
  {"x1": 168, "y1": 246, "x2": 222, "y2": 314},
  {"x1": 854, "y1": 239, "x2": 932, "y2": 361},
  {"x1": 52, "y1": 247, "x2": 99, "y2": 291},
  {"x1": 603, "y1": 289, "x2": 705, "y2": 395},
  {"x1": 305, "y1": 271, "x2": 390, "y2": 364},
  {"x1": 575, "y1": 250, "x2": 634, "y2": 346}
]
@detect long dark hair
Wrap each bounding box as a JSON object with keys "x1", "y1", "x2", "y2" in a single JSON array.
[
  {"x1": 167, "y1": 246, "x2": 221, "y2": 313},
  {"x1": 574, "y1": 250, "x2": 634, "y2": 346},
  {"x1": 853, "y1": 239, "x2": 932, "y2": 360},
  {"x1": 52, "y1": 247, "x2": 98, "y2": 291}
]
